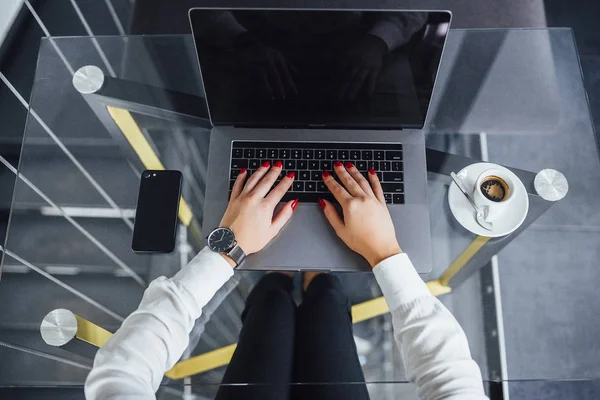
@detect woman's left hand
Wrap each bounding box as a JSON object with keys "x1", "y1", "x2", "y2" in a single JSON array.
[{"x1": 219, "y1": 161, "x2": 298, "y2": 266}]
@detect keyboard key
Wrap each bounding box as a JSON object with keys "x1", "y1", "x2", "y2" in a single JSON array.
[
  {"x1": 303, "y1": 150, "x2": 314, "y2": 159},
  {"x1": 256, "y1": 149, "x2": 266, "y2": 159},
  {"x1": 367, "y1": 161, "x2": 379, "y2": 170},
  {"x1": 392, "y1": 161, "x2": 402, "y2": 171},
  {"x1": 309, "y1": 160, "x2": 320, "y2": 170},
  {"x1": 315, "y1": 150, "x2": 326, "y2": 159},
  {"x1": 244, "y1": 149, "x2": 255, "y2": 158},
  {"x1": 326, "y1": 150, "x2": 337, "y2": 160},
  {"x1": 374, "y1": 150, "x2": 385, "y2": 161},
  {"x1": 249, "y1": 159, "x2": 260, "y2": 169},
  {"x1": 292, "y1": 149, "x2": 302, "y2": 159},
  {"x1": 356, "y1": 161, "x2": 367, "y2": 170},
  {"x1": 320, "y1": 161, "x2": 332, "y2": 170},
  {"x1": 384, "y1": 193, "x2": 392, "y2": 204},
  {"x1": 383, "y1": 172, "x2": 403, "y2": 182},
  {"x1": 231, "y1": 159, "x2": 248, "y2": 169},
  {"x1": 230, "y1": 180, "x2": 236, "y2": 190},
  {"x1": 338, "y1": 150, "x2": 349, "y2": 160},
  {"x1": 233, "y1": 148, "x2": 243, "y2": 158},
  {"x1": 380, "y1": 161, "x2": 391, "y2": 171},
  {"x1": 317, "y1": 182, "x2": 328, "y2": 192},
  {"x1": 267, "y1": 149, "x2": 278, "y2": 159},
  {"x1": 299, "y1": 171, "x2": 311, "y2": 181},
  {"x1": 393, "y1": 194, "x2": 405, "y2": 204},
  {"x1": 386, "y1": 151, "x2": 403, "y2": 161},
  {"x1": 279, "y1": 149, "x2": 290, "y2": 159},
  {"x1": 305, "y1": 182, "x2": 316, "y2": 191},
  {"x1": 362, "y1": 150, "x2": 373, "y2": 160},
  {"x1": 350, "y1": 150, "x2": 361, "y2": 160},
  {"x1": 297, "y1": 160, "x2": 308, "y2": 170},
  {"x1": 230, "y1": 169, "x2": 241, "y2": 179},
  {"x1": 377, "y1": 172, "x2": 383, "y2": 181},
  {"x1": 382, "y1": 183, "x2": 404, "y2": 193},
  {"x1": 284, "y1": 160, "x2": 296, "y2": 169},
  {"x1": 311, "y1": 171, "x2": 322, "y2": 181},
  {"x1": 293, "y1": 181, "x2": 304, "y2": 191}
]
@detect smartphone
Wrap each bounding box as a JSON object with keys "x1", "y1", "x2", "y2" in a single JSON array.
[{"x1": 132, "y1": 170, "x2": 182, "y2": 253}]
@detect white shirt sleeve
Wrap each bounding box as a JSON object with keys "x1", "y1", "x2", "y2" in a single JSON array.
[
  {"x1": 373, "y1": 253, "x2": 489, "y2": 400},
  {"x1": 84, "y1": 247, "x2": 234, "y2": 400}
]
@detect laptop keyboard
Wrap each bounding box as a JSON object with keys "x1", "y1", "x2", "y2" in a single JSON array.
[{"x1": 230, "y1": 142, "x2": 404, "y2": 204}]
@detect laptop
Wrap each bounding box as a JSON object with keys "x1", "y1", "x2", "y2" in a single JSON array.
[{"x1": 189, "y1": 8, "x2": 452, "y2": 273}]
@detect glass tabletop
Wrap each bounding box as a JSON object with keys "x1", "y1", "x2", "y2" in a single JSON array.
[{"x1": 1, "y1": 28, "x2": 598, "y2": 397}]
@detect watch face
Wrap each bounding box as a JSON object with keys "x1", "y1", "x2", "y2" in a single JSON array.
[{"x1": 208, "y1": 228, "x2": 235, "y2": 252}]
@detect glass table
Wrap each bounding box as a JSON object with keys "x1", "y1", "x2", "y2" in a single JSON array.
[{"x1": 1, "y1": 29, "x2": 598, "y2": 399}]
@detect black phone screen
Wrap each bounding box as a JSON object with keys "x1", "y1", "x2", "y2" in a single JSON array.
[{"x1": 132, "y1": 170, "x2": 182, "y2": 253}]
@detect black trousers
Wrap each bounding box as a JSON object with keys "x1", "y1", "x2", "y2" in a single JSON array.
[{"x1": 214, "y1": 273, "x2": 370, "y2": 400}]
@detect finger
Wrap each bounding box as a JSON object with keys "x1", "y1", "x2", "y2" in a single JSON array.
[
  {"x1": 319, "y1": 198, "x2": 345, "y2": 234},
  {"x1": 322, "y1": 170, "x2": 352, "y2": 204},
  {"x1": 267, "y1": 56, "x2": 286, "y2": 99},
  {"x1": 334, "y1": 161, "x2": 366, "y2": 197},
  {"x1": 252, "y1": 161, "x2": 284, "y2": 197},
  {"x1": 344, "y1": 162, "x2": 374, "y2": 196},
  {"x1": 230, "y1": 167, "x2": 248, "y2": 200},
  {"x1": 266, "y1": 170, "x2": 295, "y2": 205},
  {"x1": 258, "y1": 69, "x2": 274, "y2": 99},
  {"x1": 275, "y1": 54, "x2": 298, "y2": 96},
  {"x1": 243, "y1": 161, "x2": 271, "y2": 193},
  {"x1": 271, "y1": 199, "x2": 297, "y2": 233},
  {"x1": 366, "y1": 70, "x2": 378, "y2": 96},
  {"x1": 368, "y1": 168, "x2": 386, "y2": 204},
  {"x1": 347, "y1": 68, "x2": 369, "y2": 100}
]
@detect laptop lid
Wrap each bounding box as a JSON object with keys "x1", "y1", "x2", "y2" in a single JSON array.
[{"x1": 190, "y1": 8, "x2": 451, "y2": 129}]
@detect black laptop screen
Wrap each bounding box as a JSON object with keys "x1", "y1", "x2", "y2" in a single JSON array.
[{"x1": 190, "y1": 9, "x2": 451, "y2": 129}]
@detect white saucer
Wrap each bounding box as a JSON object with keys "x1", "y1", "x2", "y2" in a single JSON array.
[{"x1": 448, "y1": 162, "x2": 529, "y2": 237}]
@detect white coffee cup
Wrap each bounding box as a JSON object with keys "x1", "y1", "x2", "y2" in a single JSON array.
[{"x1": 473, "y1": 168, "x2": 515, "y2": 220}]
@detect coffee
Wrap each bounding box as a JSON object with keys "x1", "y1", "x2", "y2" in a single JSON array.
[{"x1": 479, "y1": 175, "x2": 509, "y2": 202}]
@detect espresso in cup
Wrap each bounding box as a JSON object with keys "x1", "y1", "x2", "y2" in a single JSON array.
[{"x1": 479, "y1": 175, "x2": 509, "y2": 202}]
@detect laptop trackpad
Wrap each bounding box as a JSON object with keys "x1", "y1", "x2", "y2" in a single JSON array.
[{"x1": 246, "y1": 204, "x2": 369, "y2": 272}]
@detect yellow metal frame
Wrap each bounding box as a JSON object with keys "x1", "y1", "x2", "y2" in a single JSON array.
[{"x1": 100, "y1": 105, "x2": 493, "y2": 380}]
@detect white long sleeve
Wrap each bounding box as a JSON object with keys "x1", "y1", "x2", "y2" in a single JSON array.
[
  {"x1": 85, "y1": 248, "x2": 487, "y2": 400},
  {"x1": 84, "y1": 247, "x2": 233, "y2": 400},
  {"x1": 373, "y1": 253, "x2": 488, "y2": 400}
]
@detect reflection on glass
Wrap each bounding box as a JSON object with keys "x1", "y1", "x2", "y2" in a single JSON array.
[{"x1": 191, "y1": 10, "x2": 451, "y2": 128}]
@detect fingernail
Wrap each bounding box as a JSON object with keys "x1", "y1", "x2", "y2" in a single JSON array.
[
  {"x1": 240, "y1": 167, "x2": 247, "y2": 174},
  {"x1": 291, "y1": 198, "x2": 299, "y2": 210},
  {"x1": 262, "y1": 161, "x2": 271, "y2": 168},
  {"x1": 322, "y1": 170, "x2": 331, "y2": 178},
  {"x1": 318, "y1": 198, "x2": 326, "y2": 209},
  {"x1": 345, "y1": 161, "x2": 354, "y2": 169},
  {"x1": 334, "y1": 160, "x2": 343, "y2": 168},
  {"x1": 287, "y1": 171, "x2": 295, "y2": 179},
  {"x1": 274, "y1": 160, "x2": 283, "y2": 168},
  {"x1": 368, "y1": 168, "x2": 376, "y2": 175}
]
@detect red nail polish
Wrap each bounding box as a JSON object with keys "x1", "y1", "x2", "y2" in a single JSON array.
[
  {"x1": 334, "y1": 160, "x2": 343, "y2": 168},
  {"x1": 262, "y1": 161, "x2": 271, "y2": 168},
  {"x1": 318, "y1": 198, "x2": 326, "y2": 209},
  {"x1": 287, "y1": 171, "x2": 295, "y2": 179},
  {"x1": 368, "y1": 168, "x2": 376, "y2": 175},
  {"x1": 322, "y1": 170, "x2": 331, "y2": 178},
  {"x1": 274, "y1": 160, "x2": 283, "y2": 168},
  {"x1": 291, "y1": 198, "x2": 299, "y2": 210},
  {"x1": 240, "y1": 167, "x2": 247, "y2": 174},
  {"x1": 345, "y1": 161, "x2": 354, "y2": 169}
]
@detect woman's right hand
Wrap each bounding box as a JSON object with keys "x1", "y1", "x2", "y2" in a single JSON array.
[{"x1": 320, "y1": 161, "x2": 402, "y2": 268}]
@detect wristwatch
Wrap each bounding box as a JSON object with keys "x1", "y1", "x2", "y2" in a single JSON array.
[{"x1": 206, "y1": 227, "x2": 246, "y2": 267}]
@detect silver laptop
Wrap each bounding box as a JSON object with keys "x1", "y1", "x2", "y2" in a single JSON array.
[{"x1": 189, "y1": 8, "x2": 452, "y2": 273}]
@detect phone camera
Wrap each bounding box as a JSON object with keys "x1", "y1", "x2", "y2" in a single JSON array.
[{"x1": 143, "y1": 171, "x2": 151, "y2": 179}]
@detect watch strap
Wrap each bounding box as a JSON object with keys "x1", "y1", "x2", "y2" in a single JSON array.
[{"x1": 226, "y1": 244, "x2": 246, "y2": 267}]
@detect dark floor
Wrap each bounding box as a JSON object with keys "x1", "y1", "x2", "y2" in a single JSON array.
[{"x1": 1, "y1": 1, "x2": 599, "y2": 399}]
